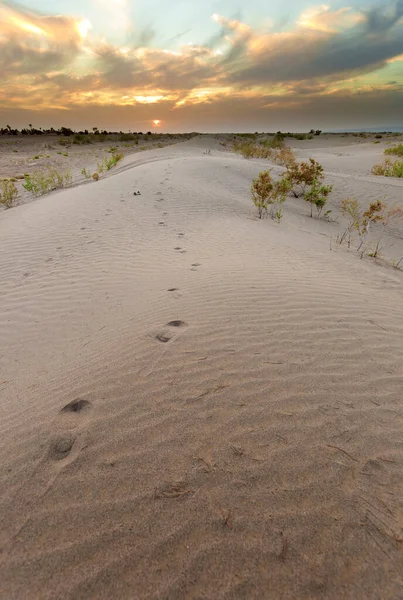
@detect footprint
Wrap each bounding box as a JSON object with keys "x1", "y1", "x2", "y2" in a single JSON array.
[
  {"x1": 167, "y1": 288, "x2": 179, "y2": 292},
  {"x1": 167, "y1": 320, "x2": 186, "y2": 328},
  {"x1": 191, "y1": 263, "x2": 201, "y2": 267},
  {"x1": 60, "y1": 399, "x2": 92, "y2": 414},
  {"x1": 155, "y1": 320, "x2": 187, "y2": 343},
  {"x1": 159, "y1": 221, "x2": 165, "y2": 226},
  {"x1": 48, "y1": 433, "x2": 76, "y2": 461},
  {"x1": 156, "y1": 332, "x2": 173, "y2": 343}
]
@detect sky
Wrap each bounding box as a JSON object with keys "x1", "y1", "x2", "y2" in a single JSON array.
[{"x1": 0, "y1": 0, "x2": 402, "y2": 132}]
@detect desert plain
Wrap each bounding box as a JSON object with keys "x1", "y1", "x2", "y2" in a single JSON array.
[{"x1": 1, "y1": 131, "x2": 403, "y2": 599}]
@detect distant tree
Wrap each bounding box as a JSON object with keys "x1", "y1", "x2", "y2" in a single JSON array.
[{"x1": 60, "y1": 127, "x2": 73, "y2": 136}]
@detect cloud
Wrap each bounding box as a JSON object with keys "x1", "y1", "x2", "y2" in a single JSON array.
[
  {"x1": 218, "y1": 2, "x2": 403, "y2": 85},
  {"x1": 0, "y1": 1, "x2": 88, "y2": 77},
  {"x1": 0, "y1": 0, "x2": 402, "y2": 127}
]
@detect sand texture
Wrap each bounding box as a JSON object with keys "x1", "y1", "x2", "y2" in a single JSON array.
[{"x1": 1, "y1": 136, "x2": 403, "y2": 599}]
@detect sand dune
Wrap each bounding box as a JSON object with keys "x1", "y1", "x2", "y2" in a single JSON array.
[{"x1": 1, "y1": 136, "x2": 403, "y2": 599}]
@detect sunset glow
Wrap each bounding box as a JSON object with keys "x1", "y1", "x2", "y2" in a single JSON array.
[{"x1": 0, "y1": 0, "x2": 402, "y2": 131}]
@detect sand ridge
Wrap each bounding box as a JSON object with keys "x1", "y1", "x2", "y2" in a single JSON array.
[{"x1": 1, "y1": 136, "x2": 403, "y2": 599}]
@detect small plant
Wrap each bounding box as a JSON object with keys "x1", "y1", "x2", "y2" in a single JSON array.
[
  {"x1": 92, "y1": 173, "x2": 99, "y2": 181},
  {"x1": 73, "y1": 134, "x2": 92, "y2": 145},
  {"x1": 384, "y1": 144, "x2": 403, "y2": 157},
  {"x1": 371, "y1": 158, "x2": 403, "y2": 177},
  {"x1": 304, "y1": 178, "x2": 333, "y2": 217},
  {"x1": 63, "y1": 153, "x2": 68, "y2": 157},
  {"x1": 0, "y1": 179, "x2": 19, "y2": 208},
  {"x1": 273, "y1": 145, "x2": 296, "y2": 167},
  {"x1": 33, "y1": 155, "x2": 40, "y2": 160},
  {"x1": 22, "y1": 168, "x2": 72, "y2": 196},
  {"x1": 97, "y1": 152, "x2": 123, "y2": 172},
  {"x1": 251, "y1": 171, "x2": 291, "y2": 220},
  {"x1": 251, "y1": 171, "x2": 273, "y2": 218},
  {"x1": 339, "y1": 198, "x2": 403, "y2": 258},
  {"x1": 285, "y1": 158, "x2": 324, "y2": 197},
  {"x1": 81, "y1": 168, "x2": 91, "y2": 179}
]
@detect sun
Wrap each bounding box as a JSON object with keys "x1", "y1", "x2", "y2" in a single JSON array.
[{"x1": 153, "y1": 119, "x2": 161, "y2": 126}]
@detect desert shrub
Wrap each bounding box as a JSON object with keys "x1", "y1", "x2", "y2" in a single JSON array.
[
  {"x1": 375, "y1": 134, "x2": 382, "y2": 139},
  {"x1": 384, "y1": 144, "x2": 403, "y2": 157},
  {"x1": 81, "y1": 168, "x2": 91, "y2": 179},
  {"x1": 372, "y1": 158, "x2": 403, "y2": 177},
  {"x1": 285, "y1": 158, "x2": 324, "y2": 197},
  {"x1": 92, "y1": 173, "x2": 99, "y2": 181},
  {"x1": 119, "y1": 133, "x2": 138, "y2": 142},
  {"x1": 22, "y1": 169, "x2": 72, "y2": 196},
  {"x1": 73, "y1": 134, "x2": 92, "y2": 145},
  {"x1": 272, "y1": 146, "x2": 296, "y2": 167},
  {"x1": 271, "y1": 176, "x2": 293, "y2": 222},
  {"x1": 97, "y1": 152, "x2": 123, "y2": 173},
  {"x1": 339, "y1": 198, "x2": 403, "y2": 257},
  {"x1": 0, "y1": 179, "x2": 19, "y2": 208},
  {"x1": 233, "y1": 135, "x2": 285, "y2": 159},
  {"x1": 251, "y1": 171, "x2": 292, "y2": 220},
  {"x1": 304, "y1": 178, "x2": 333, "y2": 217},
  {"x1": 251, "y1": 171, "x2": 272, "y2": 218}
]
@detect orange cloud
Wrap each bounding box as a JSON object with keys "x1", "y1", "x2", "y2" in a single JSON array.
[{"x1": 0, "y1": 0, "x2": 402, "y2": 119}]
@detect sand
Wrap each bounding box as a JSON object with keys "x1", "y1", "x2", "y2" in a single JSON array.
[{"x1": 1, "y1": 135, "x2": 403, "y2": 599}]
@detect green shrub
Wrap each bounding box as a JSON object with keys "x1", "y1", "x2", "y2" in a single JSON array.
[
  {"x1": 285, "y1": 158, "x2": 324, "y2": 197},
  {"x1": 97, "y1": 152, "x2": 123, "y2": 173},
  {"x1": 384, "y1": 144, "x2": 403, "y2": 157},
  {"x1": 340, "y1": 198, "x2": 403, "y2": 258},
  {"x1": 81, "y1": 168, "x2": 91, "y2": 179},
  {"x1": 304, "y1": 178, "x2": 333, "y2": 217},
  {"x1": 372, "y1": 158, "x2": 403, "y2": 177},
  {"x1": 0, "y1": 179, "x2": 19, "y2": 208},
  {"x1": 251, "y1": 171, "x2": 292, "y2": 220},
  {"x1": 73, "y1": 134, "x2": 92, "y2": 145},
  {"x1": 22, "y1": 168, "x2": 72, "y2": 196}
]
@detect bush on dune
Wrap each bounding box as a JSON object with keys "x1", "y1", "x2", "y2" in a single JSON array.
[
  {"x1": 97, "y1": 152, "x2": 123, "y2": 173},
  {"x1": 0, "y1": 179, "x2": 19, "y2": 208},
  {"x1": 285, "y1": 158, "x2": 324, "y2": 198},
  {"x1": 339, "y1": 198, "x2": 403, "y2": 258},
  {"x1": 371, "y1": 158, "x2": 403, "y2": 177},
  {"x1": 22, "y1": 169, "x2": 72, "y2": 196},
  {"x1": 384, "y1": 144, "x2": 403, "y2": 157},
  {"x1": 304, "y1": 178, "x2": 333, "y2": 218},
  {"x1": 251, "y1": 171, "x2": 292, "y2": 221}
]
